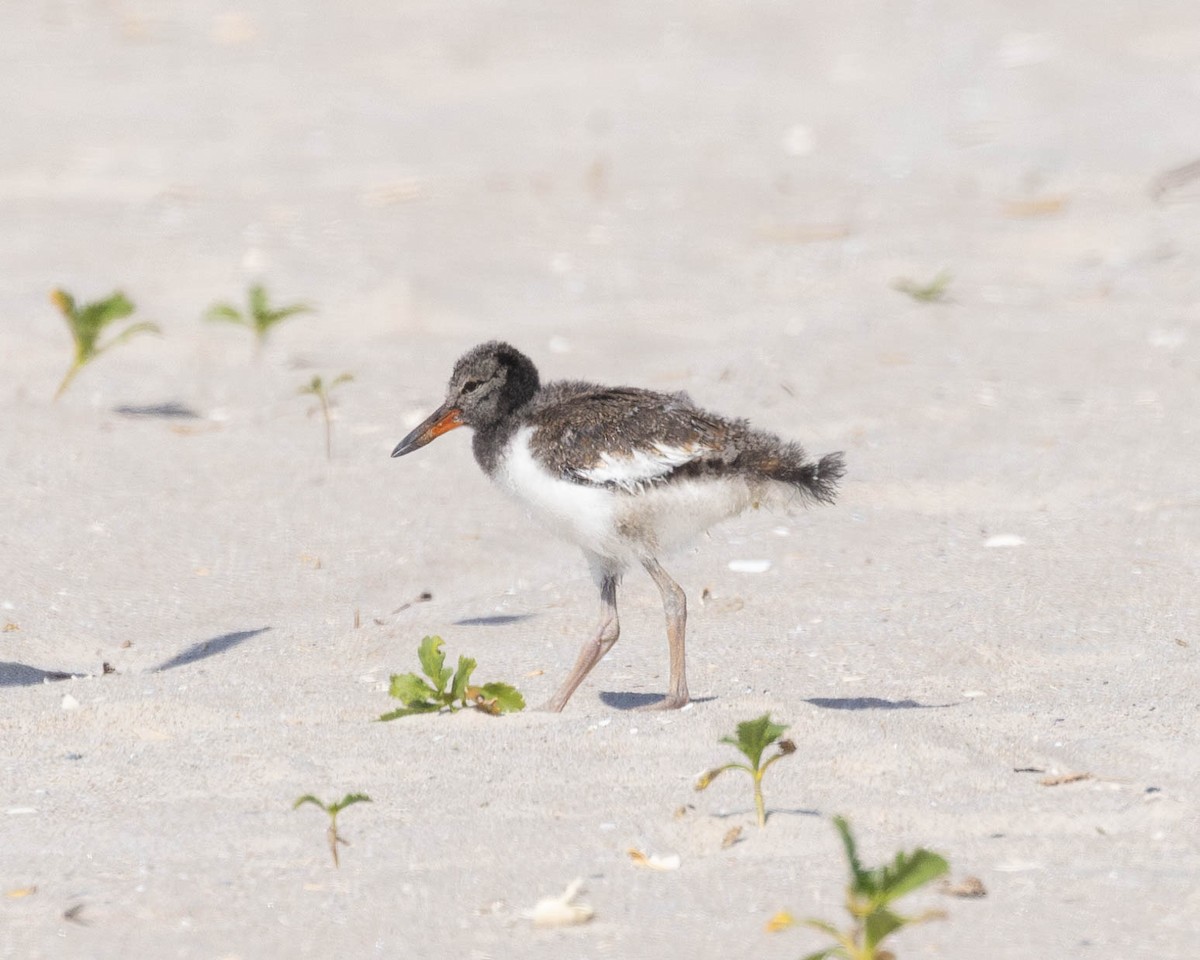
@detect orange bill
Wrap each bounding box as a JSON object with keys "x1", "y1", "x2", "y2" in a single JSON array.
[{"x1": 391, "y1": 404, "x2": 464, "y2": 457}]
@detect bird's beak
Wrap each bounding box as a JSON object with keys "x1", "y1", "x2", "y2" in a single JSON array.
[{"x1": 391, "y1": 403, "x2": 464, "y2": 457}]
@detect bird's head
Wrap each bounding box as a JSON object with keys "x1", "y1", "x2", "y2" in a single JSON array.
[{"x1": 391, "y1": 341, "x2": 540, "y2": 457}]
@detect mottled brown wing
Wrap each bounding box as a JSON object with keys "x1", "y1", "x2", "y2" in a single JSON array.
[{"x1": 526, "y1": 387, "x2": 737, "y2": 489}]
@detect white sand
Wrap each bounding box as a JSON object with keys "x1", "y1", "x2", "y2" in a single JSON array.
[{"x1": 2, "y1": 2, "x2": 1198, "y2": 957}]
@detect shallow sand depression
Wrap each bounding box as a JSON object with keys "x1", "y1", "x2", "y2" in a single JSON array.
[{"x1": 2, "y1": 2, "x2": 1199, "y2": 958}]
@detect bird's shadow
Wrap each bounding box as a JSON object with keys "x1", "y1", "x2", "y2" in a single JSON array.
[
  {"x1": 453, "y1": 614, "x2": 536, "y2": 627},
  {"x1": 805, "y1": 696, "x2": 958, "y2": 711},
  {"x1": 152, "y1": 627, "x2": 269, "y2": 672},
  {"x1": 711, "y1": 806, "x2": 823, "y2": 821},
  {"x1": 0, "y1": 662, "x2": 81, "y2": 687},
  {"x1": 113, "y1": 401, "x2": 201, "y2": 419},
  {"x1": 599, "y1": 691, "x2": 719, "y2": 710}
]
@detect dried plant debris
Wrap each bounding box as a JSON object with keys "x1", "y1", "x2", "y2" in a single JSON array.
[
  {"x1": 766, "y1": 910, "x2": 796, "y2": 933},
  {"x1": 940, "y1": 876, "x2": 987, "y2": 899},
  {"x1": 5, "y1": 886, "x2": 37, "y2": 899},
  {"x1": 628, "y1": 848, "x2": 681, "y2": 871},
  {"x1": 1002, "y1": 196, "x2": 1068, "y2": 218},
  {"x1": 721, "y1": 825, "x2": 744, "y2": 849},
  {"x1": 1040, "y1": 772, "x2": 1093, "y2": 787},
  {"x1": 376, "y1": 591, "x2": 434, "y2": 623}
]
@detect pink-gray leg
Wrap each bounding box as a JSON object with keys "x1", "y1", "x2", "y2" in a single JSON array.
[
  {"x1": 541, "y1": 574, "x2": 620, "y2": 712},
  {"x1": 641, "y1": 557, "x2": 690, "y2": 709}
]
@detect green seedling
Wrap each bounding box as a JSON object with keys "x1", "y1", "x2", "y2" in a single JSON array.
[
  {"x1": 204, "y1": 283, "x2": 312, "y2": 353},
  {"x1": 293, "y1": 792, "x2": 371, "y2": 868},
  {"x1": 299, "y1": 372, "x2": 353, "y2": 460},
  {"x1": 695, "y1": 713, "x2": 796, "y2": 828},
  {"x1": 379, "y1": 635, "x2": 525, "y2": 720},
  {"x1": 51, "y1": 289, "x2": 159, "y2": 400},
  {"x1": 893, "y1": 270, "x2": 952, "y2": 303},
  {"x1": 800, "y1": 816, "x2": 949, "y2": 960}
]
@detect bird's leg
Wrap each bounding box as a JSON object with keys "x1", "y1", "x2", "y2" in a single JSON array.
[
  {"x1": 540, "y1": 574, "x2": 620, "y2": 712},
  {"x1": 641, "y1": 557, "x2": 690, "y2": 709}
]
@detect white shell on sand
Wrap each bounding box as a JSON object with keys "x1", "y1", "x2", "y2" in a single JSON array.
[
  {"x1": 524, "y1": 878, "x2": 594, "y2": 927},
  {"x1": 727, "y1": 559, "x2": 771, "y2": 573}
]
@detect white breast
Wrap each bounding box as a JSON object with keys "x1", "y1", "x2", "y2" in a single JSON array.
[
  {"x1": 495, "y1": 428, "x2": 621, "y2": 558},
  {"x1": 493, "y1": 428, "x2": 763, "y2": 571}
]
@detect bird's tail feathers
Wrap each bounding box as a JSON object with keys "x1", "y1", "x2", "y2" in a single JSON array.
[{"x1": 740, "y1": 433, "x2": 845, "y2": 505}]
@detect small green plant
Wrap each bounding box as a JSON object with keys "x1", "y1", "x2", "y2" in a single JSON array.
[
  {"x1": 293, "y1": 792, "x2": 371, "y2": 868},
  {"x1": 51, "y1": 289, "x2": 159, "y2": 400},
  {"x1": 800, "y1": 816, "x2": 949, "y2": 960},
  {"x1": 204, "y1": 283, "x2": 312, "y2": 353},
  {"x1": 695, "y1": 713, "x2": 795, "y2": 828},
  {"x1": 299, "y1": 372, "x2": 353, "y2": 460},
  {"x1": 893, "y1": 270, "x2": 951, "y2": 303},
  {"x1": 379, "y1": 635, "x2": 525, "y2": 720}
]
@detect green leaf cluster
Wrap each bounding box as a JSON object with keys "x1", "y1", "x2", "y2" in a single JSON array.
[
  {"x1": 51, "y1": 289, "x2": 160, "y2": 399},
  {"x1": 299, "y1": 372, "x2": 354, "y2": 460},
  {"x1": 293, "y1": 792, "x2": 372, "y2": 817},
  {"x1": 293, "y1": 792, "x2": 372, "y2": 868},
  {"x1": 801, "y1": 816, "x2": 949, "y2": 960},
  {"x1": 205, "y1": 283, "x2": 312, "y2": 346},
  {"x1": 695, "y1": 712, "x2": 796, "y2": 827},
  {"x1": 893, "y1": 270, "x2": 952, "y2": 303},
  {"x1": 379, "y1": 636, "x2": 525, "y2": 720}
]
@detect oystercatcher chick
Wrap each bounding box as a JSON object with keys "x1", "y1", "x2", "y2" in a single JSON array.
[{"x1": 392, "y1": 341, "x2": 844, "y2": 712}]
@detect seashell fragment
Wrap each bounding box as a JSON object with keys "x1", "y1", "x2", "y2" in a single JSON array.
[{"x1": 524, "y1": 878, "x2": 594, "y2": 927}]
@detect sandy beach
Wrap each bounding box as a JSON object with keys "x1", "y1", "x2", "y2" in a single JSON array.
[{"x1": 2, "y1": 2, "x2": 1198, "y2": 957}]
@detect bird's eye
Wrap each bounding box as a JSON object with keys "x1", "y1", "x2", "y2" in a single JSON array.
[{"x1": 462, "y1": 379, "x2": 482, "y2": 394}]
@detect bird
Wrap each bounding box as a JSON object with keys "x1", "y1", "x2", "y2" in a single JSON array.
[{"x1": 392, "y1": 341, "x2": 844, "y2": 712}]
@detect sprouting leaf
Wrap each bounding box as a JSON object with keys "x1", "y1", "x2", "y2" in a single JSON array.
[
  {"x1": 328, "y1": 793, "x2": 371, "y2": 815},
  {"x1": 388, "y1": 672, "x2": 438, "y2": 705},
  {"x1": 876, "y1": 849, "x2": 950, "y2": 905},
  {"x1": 802, "y1": 919, "x2": 842, "y2": 938},
  {"x1": 721, "y1": 713, "x2": 789, "y2": 769},
  {"x1": 297, "y1": 371, "x2": 354, "y2": 460},
  {"x1": 473, "y1": 681, "x2": 525, "y2": 714},
  {"x1": 700, "y1": 713, "x2": 794, "y2": 827},
  {"x1": 417, "y1": 636, "x2": 452, "y2": 694},
  {"x1": 203, "y1": 283, "x2": 313, "y2": 352},
  {"x1": 294, "y1": 791, "x2": 371, "y2": 868},
  {"x1": 864, "y1": 908, "x2": 904, "y2": 949},
  {"x1": 893, "y1": 270, "x2": 952, "y2": 303},
  {"x1": 449, "y1": 656, "x2": 477, "y2": 703},
  {"x1": 204, "y1": 303, "x2": 244, "y2": 324},
  {"x1": 51, "y1": 288, "x2": 158, "y2": 399},
  {"x1": 797, "y1": 817, "x2": 950, "y2": 960},
  {"x1": 834, "y1": 815, "x2": 871, "y2": 895},
  {"x1": 378, "y1": 704, "x2": 438, "y2": 721}
]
